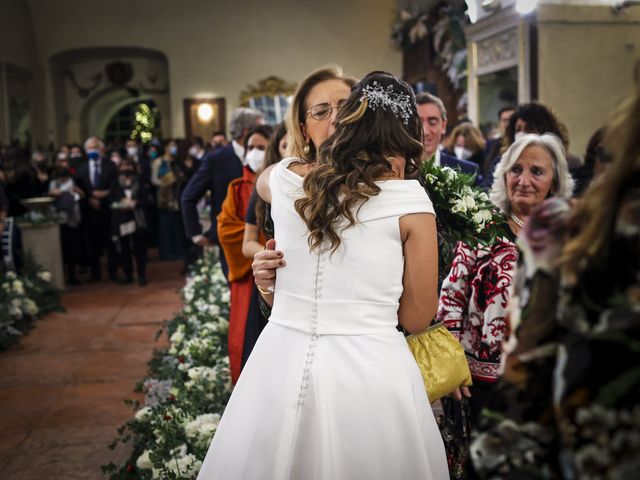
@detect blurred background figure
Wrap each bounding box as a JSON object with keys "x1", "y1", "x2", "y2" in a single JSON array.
[
  {"x1": 444, "y1": 122, "x2": 488, "y2": 181},
  {"x1": 151, "y1": 139, "x2": 185, "y2": 261},
  {"x1": 110, "y1": 158, "x2": 149, "y2": 286},
  {"x1": 76, "y1": 136, "x2": 117, "y2": 282},
  {"x1": 49, "y1": 155, "x2": 84, "y2": 285}
]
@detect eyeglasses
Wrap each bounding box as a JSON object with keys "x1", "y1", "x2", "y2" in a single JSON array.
[{"x1": 305, "y1": 100, "x2": 346, "y2": 121}]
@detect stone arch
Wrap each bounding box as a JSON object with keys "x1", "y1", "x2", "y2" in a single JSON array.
[{"x1": 49, "y1": 47, "x2": 171, "y2": 144}]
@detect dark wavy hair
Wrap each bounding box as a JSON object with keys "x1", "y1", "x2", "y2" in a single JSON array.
[
  {"x1": 504, "y1": 102, "x2": 569, "y2": 151},
  {"x1": 294, "y1": 71, "x2": 424, "y2": 253}
]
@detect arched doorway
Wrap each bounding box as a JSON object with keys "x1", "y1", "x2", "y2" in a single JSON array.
[{"x1": 49, "y1": 47, "x2": 170, "y2": 145}]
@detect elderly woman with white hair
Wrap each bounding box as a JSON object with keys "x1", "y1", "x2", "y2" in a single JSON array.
[{"x1": 434, "y1": 133, "x2": 574, "y2": 474}]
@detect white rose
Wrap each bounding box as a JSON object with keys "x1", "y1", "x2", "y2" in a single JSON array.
[
  {"x1": 12, "y1": 280, "x2": 24, "y2": 295},
  {"x1": 134, "y1": 406, "x2": 152, "y2": 421},
  {"x1": 24, "y1": 299, "x2": 38, "y2": 315},
  {"x1": 208, "y1": 304, "x2": 220, "y2": 316},
  {"x1": 11, "y1": 298, "x2": 22, "y2": 309},
  {"x1": 6, "y1": 271, "x2": 16, "y2": 280},
  {"x1": 38, "y1": 271, "x2": 52, "y2": 282},
  {"x1": 442, "y1": 167, "x2": 457, "y2": 182},
  {"x1": 462, "y1": 195, "x2": 476, "y2": 211},
  {"x1": 221, "y1": 290, "x2": 230, "y2": 303},
  {"x1": 136, "y1": 450, "x2": 153, "y2": 470},
  {"x1": 170, "y1": 330, "x2": 184, "y2": 344}
]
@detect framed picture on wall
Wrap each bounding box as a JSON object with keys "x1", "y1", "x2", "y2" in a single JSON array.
[{"x1": 183, "y1": 97, "x2": 226, "y2": 142}]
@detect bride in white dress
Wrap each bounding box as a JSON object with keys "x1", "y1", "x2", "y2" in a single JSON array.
[{"x1": 197, "y1": 71, "x2": 448, "y2": 479}]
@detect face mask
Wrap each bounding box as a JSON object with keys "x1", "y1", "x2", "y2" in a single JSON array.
[
  {"x1": 188, "y1": 146, "x2": 198, "y2": 157},
  {"x1": 126, "y1": 146, "x2": 138, "y2": 157},
  {"x1": 57, "y1": 152, "x2": 68, "y2": 161},
  {"x1": 70, "y1": 153, "x2": 82, "y2": 160},
  {"x1": 119, "y1": 171, "x2": 134, "y2": 186},
  {"x1": 87, "y1": 150, "x2": 100, "y2": 160},
  {"x1": 170, "y1": 146, "x2": 178, "y2": 156},
  {"x1": 246, "y1": 148, "x2": 265, "y2": 173},
  {"x1": 111, "y1": 156, "x2": 121, "y2": 165},
  {"x1": 57, "y1": 168, "x2": 71, "y2": 178},
  {"x1": 514, "y1": 131, "x2": 526, "y2": 142},
  {"x1": 35, "y1": 160, "x2": 48, "y2": 169},
  {"x1": 212, "y1": 142, "x2": 224, "y2": 151},
  {"x1": 454, "y1": 146, "x2": 473, "y2": 160},
  {"x1": 149, "y1": 151, "x2": 159, "y2": 160}
]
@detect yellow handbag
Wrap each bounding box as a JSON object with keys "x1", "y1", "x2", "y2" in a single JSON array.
[{"x1": 406, "y1": 322, "x2": 472, "y2": 402}]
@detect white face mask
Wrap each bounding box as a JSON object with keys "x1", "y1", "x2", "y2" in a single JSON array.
[
  {"x1": 126, "y1": 146, "x2": 138, "y2": 157},
  {"x1": 514, "y1": 131, "x2": 526, "y2": 142},
  {"x1": 454, "y1": 146, "x2": 473, "y2": 160},
  {"x1": 188, "y1": 146, "x2": 199, "y2": 157},
  {"x1": 246, "y1": 148, "x2": 265, "y2": 173}
]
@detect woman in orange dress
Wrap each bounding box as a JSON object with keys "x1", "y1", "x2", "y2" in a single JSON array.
[{"x1": 217, "y1": 125, "x2": 273, "y2": 383}]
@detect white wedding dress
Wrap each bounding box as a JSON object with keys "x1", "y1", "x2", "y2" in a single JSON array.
[{"x1": 197, "y1": 159, "x2": 448, "y2": 479}]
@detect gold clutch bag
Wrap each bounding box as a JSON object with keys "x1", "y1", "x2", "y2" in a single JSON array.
[{"x1": 406, "y1": 322, "x2": 472, "y2": 402}]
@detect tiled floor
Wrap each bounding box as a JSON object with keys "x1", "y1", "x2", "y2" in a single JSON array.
[{"x1": 0, "y1": 258, "x2": 184, "y2": 479}]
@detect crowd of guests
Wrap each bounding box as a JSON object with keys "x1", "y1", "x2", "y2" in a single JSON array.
[
  {"x1": 0, "y1": 131, "x2": 226, "y2": 286},
  {"x1": 0, "y1": 62, "x2": 636, "y2": 479}
]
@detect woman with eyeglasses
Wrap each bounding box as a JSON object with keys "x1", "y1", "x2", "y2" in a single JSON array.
[
  {"x1": 251, "y1": 65, "x2": 356, "y2": 304},
  {"x1": 197, "y1": 70, "x2": 448, "y2": 480}
]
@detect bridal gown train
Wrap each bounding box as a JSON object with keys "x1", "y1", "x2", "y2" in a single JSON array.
[{"x1": 197, "y1": 159, "x2": 448, "y2": 479}]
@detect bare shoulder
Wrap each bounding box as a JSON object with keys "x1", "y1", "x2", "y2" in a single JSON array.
[
  {"x1": 399, "y1": 212, "x2": 436, "y2": 242},
  {"x1": 256, "y1": 164, "x2": 278, "y2": 204}
]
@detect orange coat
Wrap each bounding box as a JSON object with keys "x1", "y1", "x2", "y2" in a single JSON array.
[{"x1": 217, "y1": 167, "x2": 264, "y2": 383}]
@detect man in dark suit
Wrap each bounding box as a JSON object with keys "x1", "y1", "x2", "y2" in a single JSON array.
[
  {"x1": 76, "y1": 136, "x2": 117, "y2": 282},
  {"x1": 415, "y1": 92, "x2": 480, "y2": 180},
  {"x1": 181, "y1": 108, "x2": 263, "y2": 278}
]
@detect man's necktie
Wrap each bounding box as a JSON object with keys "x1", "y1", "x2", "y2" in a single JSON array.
[{"x1": 92, "y1": 161, "x2": 101, "y2": 187}]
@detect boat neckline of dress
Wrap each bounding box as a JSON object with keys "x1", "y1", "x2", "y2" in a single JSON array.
[{"x1": 282, "y1": 163, "x2": 417, "y2": 186}]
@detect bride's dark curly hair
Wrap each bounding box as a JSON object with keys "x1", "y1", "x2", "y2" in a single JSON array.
[{"x1": 294, "y1": 71, "x2": 424, "y2": 253}]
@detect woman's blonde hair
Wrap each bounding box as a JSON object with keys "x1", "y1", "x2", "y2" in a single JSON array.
[
  {"x1": 561, "y1": 79, "x2": 640, "y2": 280},
  {"x1": 446, "y1": 122, "x2": 486, "y2": 154},
  {"x1": 489, "y1": 133, "x2": 574, "y2": 215},
  {"x1": 285, "y1": 65, "x2": 356, "y2": 162}
]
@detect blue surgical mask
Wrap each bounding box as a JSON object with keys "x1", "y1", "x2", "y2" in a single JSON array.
[
  {"x1": 170, "y1": 146, "x2": 178, "y2": 156},
  {"x1": 87, "y1": 150, "x2": 100, "y2": 160},
  {"x1": 150, "y1": 151, "x2": 159, "y2": 160}
]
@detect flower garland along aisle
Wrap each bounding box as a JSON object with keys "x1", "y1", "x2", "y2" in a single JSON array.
[
  {"x1": 0, "y1": 253, "x2": 64, "y2": 350},
  {"x1": 103, "y1": 250, "x2": 231, "y2": 480},
  {"x1": 420, "y1": 161, "x2": 506, "y2": 282}
]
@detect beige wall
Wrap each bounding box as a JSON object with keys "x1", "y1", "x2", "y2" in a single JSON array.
[
  {"x1": 19, "y1": 0, "x2": 401, "y2": 145},
  {"x1": 537, "y1": 4, "x2": 640, "y2": 155},
  {"x1": 0, "y1": 0, "x2": 37, "y2": 69}
]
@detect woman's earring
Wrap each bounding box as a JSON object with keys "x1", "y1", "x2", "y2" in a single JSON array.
[{"x1": 303, "y1": 144, "x2": 310, "y2": 155}]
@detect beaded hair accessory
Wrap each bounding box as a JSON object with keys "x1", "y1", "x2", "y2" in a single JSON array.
[{"x1": 359, "y1": 81, "x2": 413, "y2": 125}]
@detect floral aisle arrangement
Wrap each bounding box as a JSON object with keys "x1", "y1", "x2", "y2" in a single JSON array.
[
  {"x1": 103, "y1": 251, "x2": 231, "y2": 480},
  {"x1": 0, "y1": 253, "x2": 64, "y2": 350},
  {"x1": 420, "y1": 161, "x2": 506, "y2": 281}
]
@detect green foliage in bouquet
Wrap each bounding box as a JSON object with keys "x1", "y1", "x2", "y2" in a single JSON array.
[
  {"x1": 0, "y1": 252, "x2": 64, "y2": 350},
  {"x1": 103, "y1": 250, "x2": 232, "y2": 480},
  {"x1": 420, "y1": 161, "x2": 507, "y2": 281}
]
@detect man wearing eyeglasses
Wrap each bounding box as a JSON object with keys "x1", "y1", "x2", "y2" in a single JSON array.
[{"x1": 181, "y1": 107, "x2": 263, "y2": 279}]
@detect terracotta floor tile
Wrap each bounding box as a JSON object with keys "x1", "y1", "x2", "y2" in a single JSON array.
[
  {"x1": 72, "y1": 349, "x2": 156, "y2": 383},
  {"x1": 0, "y1": 256, "x2": 183, "y2": 478},
  {"x1": 0, "y1": 385, "x2": 62, "y2": 431},
  {"x1": 0, "y1": 351, "x2": 87, "y2": 387},
  {"x1": 1, "y1": 441, "x2": 130, "y2": 480},
  {"x1": 37, "y1": 380, "x2": 143, "y2": 430},
  {"x1": 113, "y1": 302, "x2": 180, "y2": 325}
]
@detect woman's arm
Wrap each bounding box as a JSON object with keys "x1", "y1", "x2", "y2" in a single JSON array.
[
  {"x1": 436, "y1": 241, "x2": 476, "y2": 341},
  {"x1": 398, "y1": 213, "x2": 439, "y2": 334},
  {"x1": 242, "y1": 223, "x2": 263, "y2": 259}
]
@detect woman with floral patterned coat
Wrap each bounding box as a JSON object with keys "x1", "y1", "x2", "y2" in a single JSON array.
[
  {"x1": 435, "y1": 133, "x2": 574, "y2": 478},
  {"x1": 470, "y1": 81, "x2": 640, "y2": 479}
]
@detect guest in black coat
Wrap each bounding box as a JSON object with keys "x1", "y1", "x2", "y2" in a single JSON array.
[
  {"x1": 180, "y1": 107, "x2": 263, "y2": 278},
  {"x1": 109, "y1": 158, "x2": 149, "y2": 286},
  {"x1": 75, "y1": 136, "x2": 117, "y2": 282}
]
